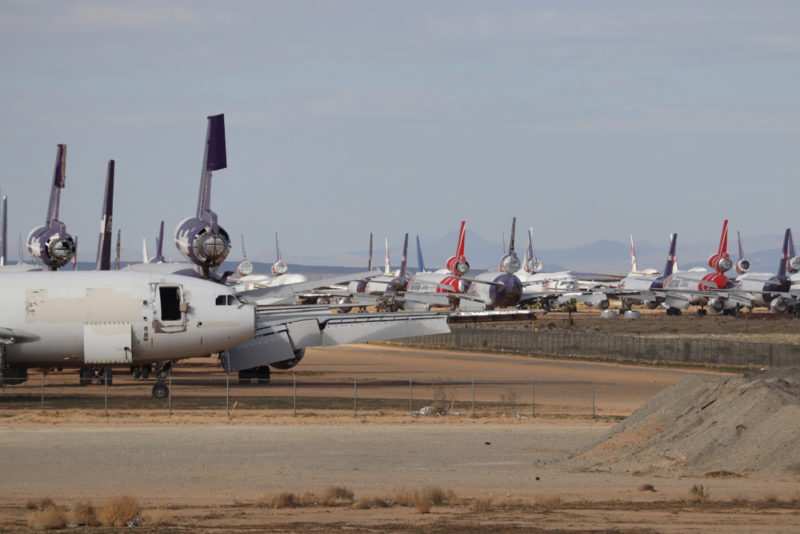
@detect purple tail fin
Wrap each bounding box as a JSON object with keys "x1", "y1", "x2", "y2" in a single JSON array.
[
  {"x1": 399, "y1": 233, "x2": 409, "y2": 279},
  {"x1": 663, "y1": 233, "x2": 677, "y2": 277},
  {"x1": 778, "y1": 228, "x2": 790, "y2": 277},
  {"x1": 95, "y1": 160, "x2": 114, "y2": 271},
  {"x1": 46, "y1": 144, "x2": 67, "y2": 227},
  {"x1": 196, "y1": 114, "x2": 226, "y2": 223},
  {"x1": 152, "y1": 221, "x2": 165, "y2": 263},
  {"x1": 368, "y1": 232, "x2": 373, "y2": 271}
]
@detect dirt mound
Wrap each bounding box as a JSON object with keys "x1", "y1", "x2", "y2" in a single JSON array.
[{"x1": 571, "y1": 367, "x2": 800, "y2": 477}]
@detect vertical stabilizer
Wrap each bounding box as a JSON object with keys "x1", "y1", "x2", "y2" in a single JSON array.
[
  {"x1": 142, "y1": 238, "x2": 149, "y2": 264},
  {"x1": 630, "y1": 235, "x2": 638, "y2": 273},
  {"x1": 0, "y1": 195, "x2": 6, "y2": 266},
  {"x1": 384, "y1": 237, "x2": 391, "y2": 275},
  {"x1": 152, "y1": 221, "x2": 165, "y2": 263},
  {"x1": 663, "y1": 233, "x2": 677, "y2": 277},
  {"x1": 455, "y1": 221, "x2": 466, "y2": 258},
  {"x1": 47, "y1": 144, "x2": 67, "y2": 227},
  {"x1": 368, "y1": 232, "x2": 373, "y2": 271},
  {"x1": 95, "y1": 160, "x2": 115, "y2": 271},
  {"x1": 778, "y1": 228, "x2": 791, "y2": 277},
  {"x1": 416, "y1": 235, "x2": 425, "y2": 273},
  {"x1": 399, "y1": 233, "x2": 409, "y2": 279},
  {"x1": 196, "y1": 114, "x2": 227, "y2": 224}
]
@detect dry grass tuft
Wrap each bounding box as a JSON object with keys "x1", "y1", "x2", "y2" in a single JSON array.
[
  {"x1": 687, "y1": 484, "x2": 710, "y2": 504},
  {"x1": 353, "y1": 496, "x2": 390, "y2": 509},
  {"x1": 68, "y1": 500, "x2": 99, "y2": 526},
  {"x1": 25, "y1": 497, "x2": 55, "y2": 511},
  {"x1": 319, "y1": 486, "x2": 354, "y2": 506},
  {"x1": 471, "y1": 497, "x2": 493, "y2": 512},
  {"x1": 26, "y1": 503, "x2": 67, "y2": 530},
  {"x1": 142, "y1": 507, "x2": 174, "y2": 526},
  {"x1": 534, "y1": 495, "x2": 563, "y2": 512},
  {"x1": 98, "y1": 495, "x2": 141, "y2": 527},
  {"x1": 414, "y1": 498, "x2": 431, "y2": 514},
  {"x1": 704, "y1": 470, "x2": 741, "y2": 478},
  {"x1": 259, "y1": 492, "x2": 300, "y2": 509},
  {"x1": 637, "y1": 483, "x2": 656, "y2": 492}
]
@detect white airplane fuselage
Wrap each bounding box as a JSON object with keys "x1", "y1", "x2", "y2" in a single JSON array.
[{"x1": 1, "y1": 271, "x2": 255, "y2": 369}]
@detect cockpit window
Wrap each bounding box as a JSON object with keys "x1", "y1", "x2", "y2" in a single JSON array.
[{"x1": 216, "y1": 294, "x2": 238, "y2": 306}]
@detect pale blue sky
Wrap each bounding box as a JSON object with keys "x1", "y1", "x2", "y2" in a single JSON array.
[{"x1": 1, "y1": 1, "x2": 798, "y2": 264}]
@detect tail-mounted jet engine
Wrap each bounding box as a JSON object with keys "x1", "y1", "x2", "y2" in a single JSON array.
[
  {"x1": 734, "y1": 258, "x2": 751, "y2": 274},
  {"x1": 445, "y1": 221, "x2": 469, "y2": 276},
  {"x1": 27, "y1": 144, "x2": 76, "y2": 270},
  {"x1": 174, "y1": 114, "x2": 231, "y2": 278}
]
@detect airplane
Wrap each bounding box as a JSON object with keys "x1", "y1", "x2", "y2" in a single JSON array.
[
  {"x1": 404, "y1": 221, "x2": 470, "y2": 309},
  {"x1": 714, "y1": 229, "x2": 793, "y2": 314},
  {"x1": 460, "y1": 217, "x2": 523, "y2": 309},
  {"x1": 232, "y1": 233, "x2": 309, "y2": 291},
  {"x1": 23, "y1": 144, "x2": 76, "y2": 271},
  {"x1": 655, "y1": 219, "x2": 735, "y2": 315},
  {"x1": 0, "y1": 270, "x2": 449, "y2": 397},
  {"x1": 628, "y1": 235, "x2": 659, "y2": 276}
]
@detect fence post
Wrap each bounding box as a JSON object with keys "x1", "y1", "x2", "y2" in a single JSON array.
[
  {"x1": 104, "y1": 372, "x2": 108, "y2": 417},
  {"x1": 169, "y1": 374, "x2": 173, "y2": 416},
  {"x1": 531, "y1": 378, "x2": 535, "y2": 418},
  {"x1": 409, "y1": 378, "x2": 413, "y2": 415},
  {"x1": 226, "y1": 373, "x2": 230, "y2": 418},
  {"x1": 293, "y1": 373, "x2": 297, "y2": 417},
  {"x1": 471, "y1": 377, "x2": 475, "y2": 418},
  {"x1": 592, "y1": 379, "x2": 596, "y2": 418},
  {"x1": 41, "y1": 373, "x2": 45, "y2": 413},
  {"x1": 353, "y1": 377, "x2": 357, "y2": 416}
]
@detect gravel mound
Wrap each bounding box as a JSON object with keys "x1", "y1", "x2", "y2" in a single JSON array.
[{"x1": 571, "y1": 368, "x2": 800, "y2": 477}]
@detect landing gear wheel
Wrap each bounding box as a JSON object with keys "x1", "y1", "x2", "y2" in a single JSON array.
[
  {"x1": 79, "y1": 367, "x2": 92, "y2": 387},
  {"x1": 141, "y1": 365, "x2": 151, "y2": 379},
  {"x1": 133, "y1": 367, "x2": 141, "y2": 379},
  {"x1": 152, "y1": 382, "x2": 169, "y2": 399},
  {"x1": 697, "y1": 308, "x2": 707, "y2": 317},
  {"x1": 257, "y1": 366, "x2": 271, "y2": 385}
]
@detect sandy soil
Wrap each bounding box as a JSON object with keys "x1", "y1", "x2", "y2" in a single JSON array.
[{"x1": 2, "y1": 341, "x2": 799, "y2": 532}]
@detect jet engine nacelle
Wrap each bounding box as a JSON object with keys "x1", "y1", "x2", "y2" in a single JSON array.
[
  {"x1": 347, "y1": 279, "x2": 368, "y2": 293},
  {"x1": 271, "y1": 260, "x2": 288, "y2": 276},
  {"x1": 788, "y1": 256, "x2": 800, "y2": 272},
  {"x1": 734, "y1": 258, "x2": 751, "y2": 274},
  {"x1": 708, "y1": 253, "x2": 733, "y2": 273},
  {"x1": 526, "y1": 257, "x2": 543, "y2": 274},
  {"x1": 708, "y1": 297, "x2": 725, "y2": 313},
  {"x1": 770, "y1": 297, "x2": 788, "y2": 313},
  {"x1": 270, "y1": 349, "x2": 306, "y2": 370},
  {"x1": 175, "y1": 217, "x2": 231, "y2": 269},
  {"x1": 27, "y1": 226, "x2": 76, "y2": 269},
  {"x1": 586, "y1": 298, "x2": 610, "y2": 310},
  {"x1": 499, "y1": 253, "x2": 521, "y2": 274},
  {"x1": 446, "y1": 255, "x2": 469, "y2": 276},
  {"x1": 646, "y1": 301, "x2": 659, "y2": 310}
]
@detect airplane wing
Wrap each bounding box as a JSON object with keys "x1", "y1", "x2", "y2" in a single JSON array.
[
  {"x1": 237, "y1": 270, "x2": 380, "y2": 305},
  {"x1": 222, "y1": 307, "x2": 449, "y2": 372}
]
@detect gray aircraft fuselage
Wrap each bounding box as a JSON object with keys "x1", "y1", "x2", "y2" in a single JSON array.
[{"x1": 1, "y1": 271, "x2": 255, "y2": 369}]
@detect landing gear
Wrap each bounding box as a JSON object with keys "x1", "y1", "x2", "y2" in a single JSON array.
[
  {"x1": 238, "y1": 366, "x2": 271, "y2": 385},
  {"x1": 131, "y1": 363, "x2": 152, "y2": 380},
  {"x1": 151, "y1": 362, "x2": 173, "y2": 399},
  {"x1": 152, "y1": 382, "x2": 169, "y2": 399},
  {"x1": 78, "y1": 366, "x2": 112, "y2": 386},
  {"x1": 697, "y1": 308, "x2": 707, "y2": 317},
  {"x1": 666, "y1": 307, "x2": 682, "y2": 316}
]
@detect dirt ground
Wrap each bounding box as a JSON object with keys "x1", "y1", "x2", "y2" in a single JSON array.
[{"x1": 2, "y1": 331, "x2": 799, "y2": 533}]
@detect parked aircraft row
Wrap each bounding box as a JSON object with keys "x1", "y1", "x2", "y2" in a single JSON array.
[{"x1": 0, "y1": 114, "x2": 450, "y2": 397}]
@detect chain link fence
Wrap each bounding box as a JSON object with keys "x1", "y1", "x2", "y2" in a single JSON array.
[
  {"x1": 0, "y1": 373, "x2": 597, "y2": 418},
  {"x1": 383, "y1": 328, "x2": 800, "y2": 368}
]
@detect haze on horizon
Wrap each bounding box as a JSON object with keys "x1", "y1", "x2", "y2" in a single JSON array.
[{"x1": 1, "y1": 1, "x2": 798, "y2": 265}]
